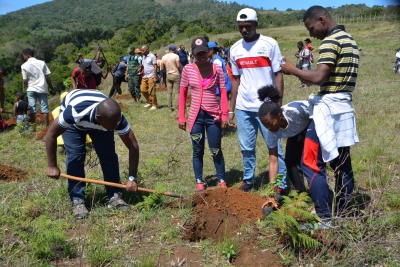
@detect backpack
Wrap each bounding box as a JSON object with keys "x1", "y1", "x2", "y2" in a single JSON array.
[
  {"x1": 90, "y1": 61, "x2": 103, "y2": 86},
  {"x1": 211, "y1": 55, "x2": 231, "y2": 96}
]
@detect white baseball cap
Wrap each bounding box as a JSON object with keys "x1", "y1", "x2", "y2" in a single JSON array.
[{"x1": 236, "y1": 8, "x2": 258, "y2": 22}]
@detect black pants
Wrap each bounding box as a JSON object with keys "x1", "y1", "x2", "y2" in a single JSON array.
[
  {"x1": 109, "y1": 76, "x2": 125, "y2": 97},
  {"x1": 285, "y1": 126, "x2": 308, "y2": 193}
]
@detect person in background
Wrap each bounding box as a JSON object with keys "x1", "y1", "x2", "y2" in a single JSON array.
[
  {"x1": 178, "y1": 45, "x2": 189, "y2": 70},
  {"x1": 13, "y1": 91, "x2": 30, "y2": 130},
  {"x1": 229, "y1": 8, "x2": 287, "y2": 192},
  {"x1": 74, "y1": 46, "x2": 111, "y2": 81},
  {"x1": 156, "y1": 55, "x2": 166, "y2": 87},
  {"x1": 46, "y1": 90, "x2": 140, "y2": 219},
  {"x1": 109, "y1": 56, "x2": 127, "y2": 97},
  {"x1": 295, "y1": 41, "x2": 310, "y2": 88},
  {"x1": 141, "y1": 45, "x2": 158, "y2": 110},
  {"x1": 125, "y1": 47, "x2": 143, "y2": 103},
  {"x1": 162, "y1": 45, "x2": 181, "y2": 112},
  {"x1": 208, "y1": 42, "x2": 231, "y2": 101},
  {"x1": 281, "y1": 5, "x2": 359, "y2": 226},
  {"x1": 304, "y1": 38, "x2": 314, "y2": 70},
  {"x1": 71, "y1": 62, "x2": 97, "y2": 90},
  {"x1": 21, "y1": 48, "x2": 55, "y2": 127},
  {"x1": 179, "y1": 37, "x2": 229, "y2": 193}
]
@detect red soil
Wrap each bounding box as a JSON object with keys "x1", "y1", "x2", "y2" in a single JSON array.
[
  {"x1": 5, "y1": 112, "x2": 54, "y2": 127},
  {"x1": 183, "y1": 188, "x2": 266, "y2": 241},
  {"x1": 0, "y1": 164, "x2": 28, "y2": 182}
]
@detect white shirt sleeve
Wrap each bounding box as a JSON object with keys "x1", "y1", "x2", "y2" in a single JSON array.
[{"x1": 213, "y1": 58, "x2": 223, "y2": 66}]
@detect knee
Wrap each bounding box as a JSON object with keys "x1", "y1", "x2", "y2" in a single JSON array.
[{"x1": 209, "y1": 147, "x2": 221, "y2": 157}]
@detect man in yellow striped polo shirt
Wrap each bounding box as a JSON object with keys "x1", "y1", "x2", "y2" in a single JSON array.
[{"x1": 280, "y1": 5, "x2": 359, "y2": 227}]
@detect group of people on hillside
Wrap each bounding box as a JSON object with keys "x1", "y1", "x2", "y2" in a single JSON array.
[
  {"x1": 0, "y1": 6, "x2": 359, "y2": 227},
  {"x1": 179, "y1": 6, "x2": 359, "y2": 228}
]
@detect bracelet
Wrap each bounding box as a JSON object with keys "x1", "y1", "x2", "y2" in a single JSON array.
[{"x1": 228, "y1": 111, "x2": 235, "y2": 114}]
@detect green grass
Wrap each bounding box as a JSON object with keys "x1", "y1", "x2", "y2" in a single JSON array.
[{"x1": 1, "y1": 20, "x2": 400, "y2": 266}]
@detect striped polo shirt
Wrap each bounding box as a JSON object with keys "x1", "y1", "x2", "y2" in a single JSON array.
[
  {"x1": 59, "y1": 89, "x2": 130, "y2": 135},
  {"x1": 318, "y1": 25, "x2": 359, "y2": 94}
]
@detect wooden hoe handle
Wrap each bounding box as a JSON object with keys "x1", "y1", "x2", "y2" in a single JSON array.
[{"x1": 60, "y1": 173, "x2": 187, "y2": 199}]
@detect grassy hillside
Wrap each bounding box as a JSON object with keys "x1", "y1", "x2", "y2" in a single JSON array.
[{"x1": 0, "y1": 20, "x2": 399, "y2": 266}]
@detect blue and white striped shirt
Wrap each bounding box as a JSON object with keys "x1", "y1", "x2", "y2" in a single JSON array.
[{"x1": 58, "y1": 89, "x2": 130, "y2": 135}]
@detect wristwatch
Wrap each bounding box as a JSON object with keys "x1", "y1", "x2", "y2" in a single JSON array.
[{"x1": 128, "y1": 176, "x2": 136, "y2": 182}]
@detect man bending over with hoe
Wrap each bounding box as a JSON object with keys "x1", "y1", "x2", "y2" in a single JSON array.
[{"x1": 46, "y1": 89, "x2": 139, "y2": 219}]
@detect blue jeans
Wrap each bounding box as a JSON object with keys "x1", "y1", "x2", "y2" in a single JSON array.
[
  {"x1": 27, "y1": 91, "x2": 49, "y2": 113},
  {"x1": 236, "y1": 109, "x2": 287, "y2": 188},
  {"x1": 62, "y1": 126, "x2": 121, "y2": 201},
  {"x1": 301, "y1": 120, "x2": 354, "y2": 219},
  {"x1": 16, "y1": 114, "x2": 29, "y2": 130},
  {"x1": 191, "y1": 109, "x2": 225, "y2": 184}
]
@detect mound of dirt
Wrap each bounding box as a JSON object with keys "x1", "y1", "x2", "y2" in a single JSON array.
[
  {"x1": 5, "y1": 112, "x2": 53, "y2": 127},
  {"x1": 183, "y1": 188, "x2": 266, "y2": 241},
  {"x1": 0, "y1": 164, "x2": 28, "y2": 182},
  {"x1": 114, "y1": 94, "x2": 132, "y2": 100}
]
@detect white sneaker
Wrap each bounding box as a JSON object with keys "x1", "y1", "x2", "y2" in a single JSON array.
[
  {"x1": 144, "y1": 104, "x2": 151, "y2": 108},
  {"x1": 149, "y1": 106, "x2": 157, "y2": 110}
]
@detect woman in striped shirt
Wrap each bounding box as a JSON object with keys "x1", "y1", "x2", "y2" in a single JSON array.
[{"x1": 178, "y1": 37, "x2": 229, "y2": 193}]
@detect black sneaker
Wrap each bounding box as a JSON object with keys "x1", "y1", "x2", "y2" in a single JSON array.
[{"x1": 239, "y1": 181, "x2": 253, "y2": 192}]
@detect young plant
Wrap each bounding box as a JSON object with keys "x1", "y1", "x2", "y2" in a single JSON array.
[{"x1": 268, "y1": 191, "x2": 322, "y2": 249}]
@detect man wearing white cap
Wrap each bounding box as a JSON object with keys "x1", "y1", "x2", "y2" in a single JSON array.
[{"x1": 228, "y1": 8, "x2": 287, "y2": 193}]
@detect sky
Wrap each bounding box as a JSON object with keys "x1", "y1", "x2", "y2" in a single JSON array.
[{"x1": 0, "y1": 0, "x2": 398, "y2": 15}]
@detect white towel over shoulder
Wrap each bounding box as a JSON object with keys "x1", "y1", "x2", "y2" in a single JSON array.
[{"x1": 308, "y1": 92, "x2": 359, "y2": 162}]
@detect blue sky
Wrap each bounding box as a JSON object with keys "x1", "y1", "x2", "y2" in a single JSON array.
[
  {"x1": 228, "y1": 0, "x2": 399, "y2": 11},
  {"x1": 0, "y1": 0, "x2": 398, "y2": 15}
]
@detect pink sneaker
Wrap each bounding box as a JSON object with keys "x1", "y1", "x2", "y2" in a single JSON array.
[
  {"x1": 196, "y1": 183, "x2": 205, "y2": 193},
  {"x1": 218, "y1": 181, "x2": 227, "y2": 188}
]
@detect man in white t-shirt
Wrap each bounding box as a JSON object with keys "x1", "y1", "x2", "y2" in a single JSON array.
[
  {"x1": 21, "y1": 48, "x2": 55, "y2": 127},
  {"x1": 229, "y1": 8, "x2": 287, "y2": 192},
  {"x1": 141, "y1": 45, "x2": 158, "y2": 110},
  {"x1": 162, "y1": 45, "x2": 181, "y2": 111}
]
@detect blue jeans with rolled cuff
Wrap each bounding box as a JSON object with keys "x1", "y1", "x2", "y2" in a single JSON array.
[{"x1": 62, "y1": 126, "x2": 122, "y2": 201}]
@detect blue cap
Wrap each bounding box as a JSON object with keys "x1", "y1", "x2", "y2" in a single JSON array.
[
  {"x1": 208, "y1": 42, "x2": 218, "y2": 49},
  {"x1": 169, "y1": 45, "x2": 176, "y2": 51},
  {"x1": 122, "y1": 56, "x2": 128, "y2": 61}
]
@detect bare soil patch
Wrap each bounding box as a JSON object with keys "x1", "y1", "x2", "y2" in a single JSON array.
[
  {"x1": 114, "y1": 94, "x2": 132, "y2": 100},
  {"x1": 30, "y1": 128, "x2": 48, "y2": 140},
  {"x1": 0, "y1": 164, "x2": 28, "y2": 182},
  {"x1": 5, "y1": 112, "x2": 53, "y2": 127},
  {"x1": 183, "y1": 188, "x2": 266, "y2": 241}
]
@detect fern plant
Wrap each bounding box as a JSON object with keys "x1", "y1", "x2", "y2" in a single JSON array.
[
  {"x1": 135, "y1": 184, "x2": 166, "y2": 211},
  {"x1": 267, "y1": 191, "x2": 322, "y2": 249}
]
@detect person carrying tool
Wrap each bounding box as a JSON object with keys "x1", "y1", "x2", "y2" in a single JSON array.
[
  {"x1": 45, "y1": 89, "x2": 140, "y2": 219},
  {"x1": 74, "y1": 45, "x2": 111, "y2": 82}
]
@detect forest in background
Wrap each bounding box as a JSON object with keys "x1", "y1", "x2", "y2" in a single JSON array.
[{"x1": 0, "y1": 0, "x2": 399, "y2": 109}]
